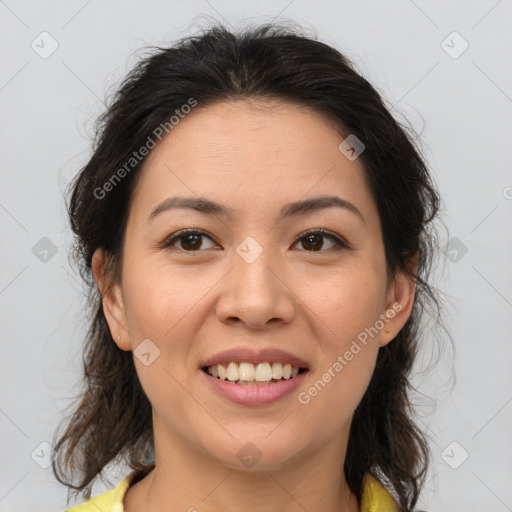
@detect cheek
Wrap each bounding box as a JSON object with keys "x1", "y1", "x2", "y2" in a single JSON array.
[
  {"x1": 293, "y1": 266, "x2": 385, "y2": 410},
  {"x1": 297, "y1": 279, "x2": 382, "y2": 423},
  {"x1": 299, "y1": 347, "x2": 378, "y2": 430},
  {"x1": 122, "y1": 257, "x2": 209, "y2": 341},
  {"x1": 120, "y1": 260, "x2": 206, "y2": 414},
  {"x1": 297, "y1": 265, "x2": 387, "y2": 343}
]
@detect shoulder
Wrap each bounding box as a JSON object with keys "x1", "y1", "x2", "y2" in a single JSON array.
[
  {"x1": 361, "y1": 473, "x2": 400, "y2": 512},
  {"x1": 65, "y1": 470, "x2": 142, "y2": 512}
]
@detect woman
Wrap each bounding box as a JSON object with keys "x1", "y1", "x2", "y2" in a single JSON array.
[{"x1": 53, "y1": 23, "x2": 441, "y2": 512}]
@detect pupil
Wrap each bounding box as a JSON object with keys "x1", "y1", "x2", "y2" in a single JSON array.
[
  {"x1": 183, "y1": 234, "x2": 200, "y2": 250},
  {"x1": 304, "y1": 234, "x2": 321, "y2": 251}
]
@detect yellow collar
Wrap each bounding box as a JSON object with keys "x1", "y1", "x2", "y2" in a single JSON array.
[{"x1": 361, "y1": 473, "x2": 399, "y2": 511}]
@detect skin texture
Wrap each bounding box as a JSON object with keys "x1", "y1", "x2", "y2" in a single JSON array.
[{"x1": 92, "y1": 100, "x2": 416, "y2": 512}]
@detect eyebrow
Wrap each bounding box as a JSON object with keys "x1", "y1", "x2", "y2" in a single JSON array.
[{"x1": 148, "y1": 195, "x2": 364, "y2": 223}]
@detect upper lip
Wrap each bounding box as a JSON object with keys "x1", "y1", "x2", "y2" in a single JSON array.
[{"x1": 201, "y1": 348, "x2": 309, "y2": 369}]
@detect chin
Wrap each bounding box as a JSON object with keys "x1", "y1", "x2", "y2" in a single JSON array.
[{"x1": 204, "y1": 434, "x2": 309, "y2": 473}]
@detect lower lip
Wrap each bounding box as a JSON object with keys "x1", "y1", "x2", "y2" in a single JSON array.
[{"x1": 201, "y1": 369, "x2": 308, "y2": 406}]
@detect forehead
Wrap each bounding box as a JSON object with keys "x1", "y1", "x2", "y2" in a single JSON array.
[{"x1": 130, "y1": 100, "x2": 378, "y2": 226}]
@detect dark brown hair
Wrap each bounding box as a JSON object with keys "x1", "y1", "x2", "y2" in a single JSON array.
[{"x1": 52, "y1": 23, "x2": 443, "y2": 511}]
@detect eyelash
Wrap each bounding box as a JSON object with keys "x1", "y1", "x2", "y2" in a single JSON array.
[{"x1": 159, "y1": 228, "x2": 351, "y2": 253}]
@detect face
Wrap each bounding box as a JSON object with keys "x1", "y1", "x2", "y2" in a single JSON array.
[{"x1": 93, "y1": 100, "x2": 415, "y2": 473}]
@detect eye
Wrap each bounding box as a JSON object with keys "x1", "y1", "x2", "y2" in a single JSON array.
[
  {"x1": 160, "y1": 228, "x2": 350, "y2": 253},
  {"x1": 292, "y1": 228, "x2": 350, "y2": 252},
  {"x1": 161, "y1": 229, "x2": 218, "y2": 252}
]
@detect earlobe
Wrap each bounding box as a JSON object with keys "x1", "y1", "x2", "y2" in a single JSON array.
[{"x1": 91, "y1": 248, "x2": 131, "y2": 351}]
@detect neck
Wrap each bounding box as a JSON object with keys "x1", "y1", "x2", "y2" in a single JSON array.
[{"x1": 124, "y1": 423, "x2": 359, "y2": 512}]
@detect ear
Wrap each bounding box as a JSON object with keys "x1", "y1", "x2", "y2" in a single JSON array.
[
  {"x1": 378, "y1": 253, "x2": 418, "y2": 348},
  {"x1": 91, "y1": 248, "x2": 131, "y2": 351}
]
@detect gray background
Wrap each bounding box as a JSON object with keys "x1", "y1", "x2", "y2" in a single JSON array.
[{"x1": 1, "y1": 1, "x2": 511, "y2": 510}]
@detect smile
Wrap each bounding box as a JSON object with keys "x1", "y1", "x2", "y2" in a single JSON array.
[
  {"x1": 201, "y1": 364, "x2": 309, "y2": 406},
  {"x1": 202, "y1": 361, "x2": 307, "y2": 385}
]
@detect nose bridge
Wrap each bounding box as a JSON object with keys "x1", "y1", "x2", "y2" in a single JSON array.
[
  {"x1": 216, "y1": 236, "x2": 295, "y2": 328},
  {"x1": 234, "y1": 243, "x2": 275, "y2": 292}
]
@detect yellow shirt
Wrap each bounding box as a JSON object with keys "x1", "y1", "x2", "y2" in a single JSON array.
[{"x1": 65, "y1": 471, "x2": 398, "y2": 512}]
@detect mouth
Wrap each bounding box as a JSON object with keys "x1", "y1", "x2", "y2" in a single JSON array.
[
  {"x1": 199, "y1": 348, "x2": 310, "y2": 405},
  {"x1": 201, "y1": 362, "x2": 308, "y2": 386}
]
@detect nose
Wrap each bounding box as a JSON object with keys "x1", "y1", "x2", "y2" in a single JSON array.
[{"x1": 215, "y1": 246, "x2": 296, "y2": 330}]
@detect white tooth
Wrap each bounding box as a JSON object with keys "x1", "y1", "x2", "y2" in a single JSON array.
[
  {"x1": 255, "y1": 362, "x2": 272, "y2": 381},
  {"x1": 217, "y1": 364, "x2": 226, "y2": 380},
  {"x1": 226, "y1": 362, "x2": 239, "y2": 381},
  {"x1": 239, "y1": 362, "x2": 255, "y2": 381},
  {"x1": 213, "y1": 361, "x2": 299, "y2": 382},
  {"x1": 271, "y1": 362, "x2": 283, "y2": 379}
]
